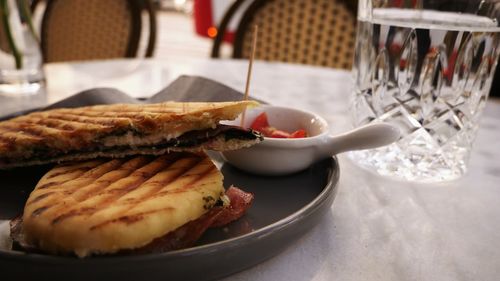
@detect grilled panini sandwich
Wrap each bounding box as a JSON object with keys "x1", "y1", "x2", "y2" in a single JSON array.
[
  {"x1": 11, "y1": 152, "x2": 254, "y2": 257},
  {"x1": 0, "y1": 101, "x2": 262, "y2": 169}
]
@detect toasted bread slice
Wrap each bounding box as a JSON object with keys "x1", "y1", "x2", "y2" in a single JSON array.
[
  {"x1": 22, "y1": 152, "x2": 225, "y2": 257},
  {"x1": 0, "y1": 101, "x2": 260, "y2": 169}
]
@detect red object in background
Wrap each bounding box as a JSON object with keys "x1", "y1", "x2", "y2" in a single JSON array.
[
  {"x1": 393, "y1": 0, "x2": 418, "y2": 7},
  {"x1": 193, "y1": 0, "x2": 235, "y2": 42}
]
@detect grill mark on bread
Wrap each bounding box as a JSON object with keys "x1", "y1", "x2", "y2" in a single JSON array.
[
  {"x1": 36, "y1": 181, "x2": 63, "y2": 190},
  {"x1": 44, "y1": 116, "x2": 111, "y2": 131},
  {"x1": 136, "y1": 157, "x2": 203, "y2": 198},
  {"x1": 26, "y1": 103, "x2": 230, "y2": 121},
  {"x1": 45, "y1": 164, "x2": 101, "y2": 179},
  {"x1": 45, "y1": 158, "x2": 152, "y2": 222},
  {"x1": 50, "y1": 159, "x2": 126, "y2": 193},
  {"x1": 119, "y1": 156, "x2": 205, "y2": 214},
  {"x1": 182, "y1": 165, "x2": 219, "y2": 190},
  {"x1": 38, "y1": 156, "x2": 177, "y2": 224},
  {"x1": 74, "y1": 159, "x2": 128, "y2": 182},
  {"x1": 73, "y1": 156, "x2": 175, "y2": 215},
  {"x1": 0, "y1": 116, "x2": 96, "y2": 146},
  {"x1": 84, "y1": 109, "x2": 185, "y2": 114},
  {"x1": 11, "y1": 116, "x2": 107, "y2": 132},
  {"x1": 45, "y1": 112, "x2": 131, "y2": 127},
  {"x1": 154, "y1": 162, "x2": 213, "y2": 196},
  {"x1": 0, "y1": 121, "x2": 69, "y2": 138},
  {"x1": 11, "y1": 111, "x2": 174, "y2": 136},
  {"x1": 71, "y1": 157, "x2": 153, "y2": 201},
  {"x1": 51, "y1": 112, "x2": 137, "y2": 124},
  {"x1": 55, "y1": 110, "x2": 164, "y2": 119},
  {"x1": 80, "y1": 103, "x2": 212, "y2": 114},
  {"x1": 28, "y1": 192, "x2": 55, "y2": 204},
  {"x1": 89, "y1": 207, "x2": 175, "y2": 231},
  {"x1": 37, "y1": 163, "x2": 104, "y2": 189},
  {"x1": 151, "y1": 162, "x2": 219, "y2": 198},
  {"x1": 31, "y1": 206, "x2": 50, "y2": 217},
  {"x1": 3, "y1": 115, "x2": 117, "y2": 151},
  {"x1": 38, "y1": 154, "x2": 212, "y2": 225},
  {"x1": 0, "y1": 124, "x2": 46, "y2": 140},
  {"x1": 73, "y1": 154, "x2": 201, "y2": 219},
  {"x1": 9, "y1": 119, "x2": 74, "y2": 133},
  {"x1": 52, "y1": 207, "x2": 97, "y2": 225},
  {"x1": 26, "y1": 159, "x2": 129, "y2": 217}
]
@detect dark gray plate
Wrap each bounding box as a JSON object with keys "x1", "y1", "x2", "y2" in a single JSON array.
[
  {"x1": 0, "y1": 157, "x2": 339, "y2": 281},
  {"x1": 0, "y1": 76, "x2": 339, "y2": 280}
]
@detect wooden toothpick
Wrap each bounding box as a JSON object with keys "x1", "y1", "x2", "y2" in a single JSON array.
[{"x1": 241, "y1": 25, "x2": 259, "y2": 127}]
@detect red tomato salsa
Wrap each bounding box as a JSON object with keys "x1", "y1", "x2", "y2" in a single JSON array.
[{"x1": 249, "y1": 112, "x2": 308, "y2": 138}]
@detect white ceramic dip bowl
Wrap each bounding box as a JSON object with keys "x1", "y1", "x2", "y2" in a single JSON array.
[{"x1": 221, "y1": 105, "x2": 400, "y2": 176}]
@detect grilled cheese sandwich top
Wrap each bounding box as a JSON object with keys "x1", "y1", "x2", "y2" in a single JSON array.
[
  {"x1": 23, "y1": 152, "x2": 225, "y2": 257},
  {"x1": 0, "y1": 101, "x2": 260, "y2": 169}
]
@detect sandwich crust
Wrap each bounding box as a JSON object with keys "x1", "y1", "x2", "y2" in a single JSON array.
[
  {"x1": 22, "y1": 152, "x2": 225, "y2": 257},
  {"x1": 0, "y1": 101, "x2": 259, "y2": 169}
]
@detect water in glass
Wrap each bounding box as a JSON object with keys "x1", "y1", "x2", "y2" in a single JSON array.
[{"x1": 350, "y1": 8, "x2": 500, "y2": 182}]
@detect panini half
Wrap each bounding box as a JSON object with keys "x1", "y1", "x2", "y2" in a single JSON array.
[
  {"x1": 0, "y1": 101, "x2": 262, "y2": 169},
  {"x1": 13, "y1": 152, "x2": 253, "y2": 257}
]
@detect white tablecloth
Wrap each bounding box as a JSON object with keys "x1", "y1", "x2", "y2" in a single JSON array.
[{"x1": 4, "y1": 58, "x2": 500, "y2": 281}]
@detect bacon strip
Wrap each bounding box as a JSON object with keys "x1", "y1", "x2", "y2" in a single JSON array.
[{"x1": 210, "y1": 186, "x2": 254, "y2": 228}]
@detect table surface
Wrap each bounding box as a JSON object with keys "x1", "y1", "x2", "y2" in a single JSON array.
[{"x1": 2, "y1": 58, "x2": 500, "y2": 281}]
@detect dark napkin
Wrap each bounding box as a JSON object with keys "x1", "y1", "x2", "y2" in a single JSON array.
[{"x1": 0, "y1": 75, "x2": 261, "y2": 121}]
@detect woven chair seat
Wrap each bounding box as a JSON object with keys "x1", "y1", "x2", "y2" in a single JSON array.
[{"x1": 213, "y1": 0, "x2": 357, "y2": 70}]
